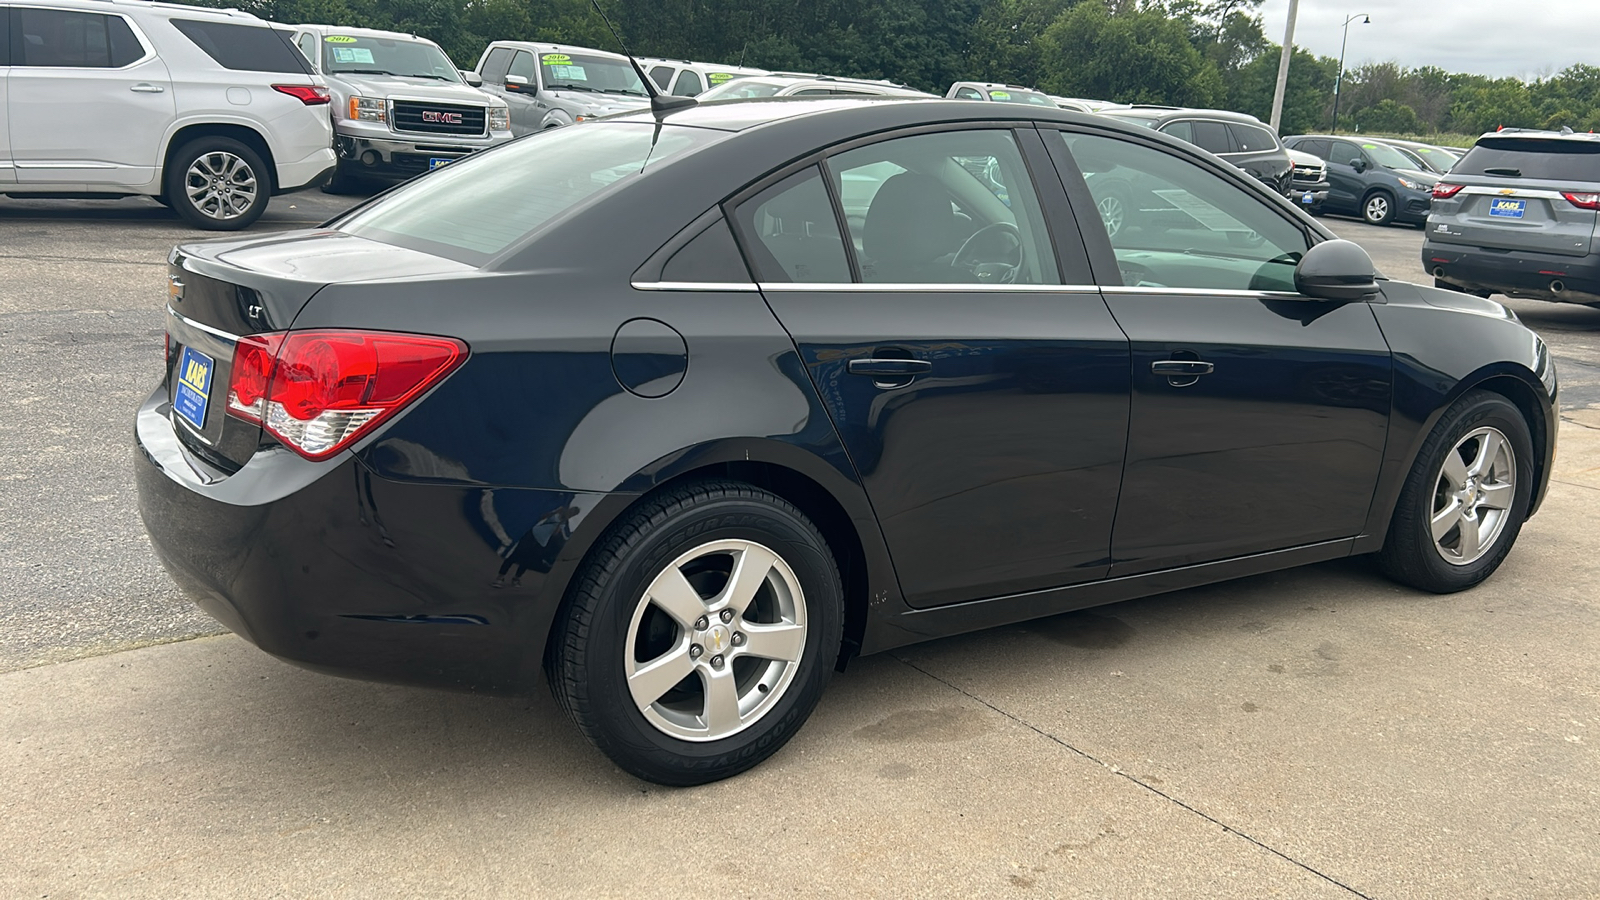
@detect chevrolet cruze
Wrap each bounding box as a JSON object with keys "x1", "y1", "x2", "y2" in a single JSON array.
[{"x1": 138, "y1": 98, "x2": 1557, "y2": 785}]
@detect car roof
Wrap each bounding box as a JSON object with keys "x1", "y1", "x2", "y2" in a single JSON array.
[
  {"x1": 486, "y1": 41, "x2": 632, "y2": 63},
  {"x1": 1474, "y1": 128, "x2": 1600, "y2": 144},
  {"x1": 53, "y1": 0, "x2": 263, "y2": 20},
  {"x1": 1114, "y1": 106, "x2": 1270, "y2": 126},
  {"x1": 293, "y1": 24, "x2": 437, "y2": 43},
  {"x1": 614, "y1": 96, "x2": 1130, "y2": 133}
]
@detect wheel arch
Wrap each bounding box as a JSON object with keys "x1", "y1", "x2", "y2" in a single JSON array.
[
  {"x1": 162, "y1": 123, "x2": 280, "y2": 198},
  {"x1": 538, "y1": 438, "x2": 901, "y2": 676},
  {"x1": 1360, "y1": 361, "x2": 1555, "y2": 553}
]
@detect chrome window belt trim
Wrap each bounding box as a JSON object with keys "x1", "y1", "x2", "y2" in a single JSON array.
[
  {"x1": 1099, "y1": 286, "x2": 1304, "y2": 299},
  {"x1": 632, "y1": 282, "x2": 762, "y2": 292},
  {"x1": 756, "y1": 282, "x2": 1105, "y2": 293}
]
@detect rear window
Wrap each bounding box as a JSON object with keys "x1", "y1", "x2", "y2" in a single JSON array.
[
  {"x1": 171, "y1": 19, "x2": 310, "y2": 73},
  {"x1": 1454, "y1": 139, "x2": 1600, "y2": 182},
  {"x1": 338, "y1": 123, "x2": 720, "y2": 264}
]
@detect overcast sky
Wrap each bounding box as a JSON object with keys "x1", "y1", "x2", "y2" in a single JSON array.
[{"x1": 1257, "y1": 0, "x2": 1600, "y2": 80}]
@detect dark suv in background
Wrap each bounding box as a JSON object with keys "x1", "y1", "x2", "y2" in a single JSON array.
[
  {"x1": 1425, "y1": 130, "x2": 1600, "y2": 303},
  {"x1": 1284, "y1": 135, "x2": 1438, "y2": 227},
  {"x1": 1100, "y1": 106, "x2": 1293, "y2": 195}
]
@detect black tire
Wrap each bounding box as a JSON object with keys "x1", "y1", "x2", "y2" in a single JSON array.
[
  {"x1": 165, "y1": 137, "x2": 271, "y2": 230},
  {"x1": 320, "y1": 165, "x2": 373, "y2": 196},
  {"x1": 1361, "y1": 190, "x2": 1397, "y2": 226},
  {"x1": 547, "y1": 480, "x2": 844, "y2": 785},
  {"x1": 1378, "y1": 390, "x2": 1534, "y2": 593}
]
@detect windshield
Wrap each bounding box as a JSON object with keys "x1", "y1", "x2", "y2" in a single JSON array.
[
  {"x1": 339, "y1": 123, "x2": 719, "y2": 264},
  {"x1": 1414, "y1": 146, "x2": 1460, "y2": 171},
  {"x1": 321, "y1": 34, "x2": 459, "y2": 82},
  {"x1": 538, "y1": 52, "x2": 646, "y2": 95},
  {"x1": 1103, "y1": 114, "x2": 1160, "y2": 129},
  {"x1": 986, "y1": 89, "x2": 1057, "y2": 106},
  {"x1": 1359, "y1": 141, "x2": 1416, "y2": 170}
]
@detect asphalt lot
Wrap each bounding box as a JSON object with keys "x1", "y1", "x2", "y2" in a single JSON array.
[{"x1": 2, "y1": 192, "x2": 1598, "y2": 897}]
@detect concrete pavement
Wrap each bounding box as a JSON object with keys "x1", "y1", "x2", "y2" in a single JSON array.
[{"x1": 3, "y1": 420, "x2": 1595, "y2": 899}]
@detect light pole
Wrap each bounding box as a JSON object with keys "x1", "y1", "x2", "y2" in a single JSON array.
[
  {"x1": 1331, "y1": 13, "x2": 1370, "y2": 134},
  {"x1": 1268, "y1": 0, "x2": 1300, "y2": 131}
]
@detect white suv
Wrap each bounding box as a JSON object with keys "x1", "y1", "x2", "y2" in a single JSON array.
[{"x1": 0, "y1": 0, "x2": 335, "y2": 229}]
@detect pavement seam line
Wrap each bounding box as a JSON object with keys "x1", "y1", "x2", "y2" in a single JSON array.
[
  {"x1": 892, "y1": 654, "x2": 1377, "y2": 900},
  {"x1": 1550, "y1": 477, "x2": 1600, "y2": 493},
  {"x1": 0, "y1": 254, "x2": 167, "y2": 266}
]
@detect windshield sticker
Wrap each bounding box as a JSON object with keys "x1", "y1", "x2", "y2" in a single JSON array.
[
  {"x1": 324, "y1": 35, "x2": 357, "y2": 43},
  {"x1": 331, "y1": 47, "x2": 375, "y2": 64},
  {"x1": 708, "y1": 72, "x2": 735, "y2": 84},
  {"x1": 541, "y1": 53, "x2": 572, "y2": 64},
  {"x1": 1362, "y1": 143, "x2": 1378, "y2": 149},
  {"x1": 550, "y1": 64, "x2": 587, "y2": 82},
  {"x1": 990, "y1": 90, "x2": 1011, "y2": 100}
]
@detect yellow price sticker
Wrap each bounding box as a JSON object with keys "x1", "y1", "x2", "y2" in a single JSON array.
[
  {"x1": 325, "y1": 35, "x2": 357, "y2": 43},
  {"x1": 541, "y1": 53, "x2": 572, "y2": 64}
]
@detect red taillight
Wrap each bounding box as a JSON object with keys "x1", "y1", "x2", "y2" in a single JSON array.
[
  {"x1": 272, "y1": 84, "x2": 332, "y2": 106},
  {"x1": 1563, "y1": 191, "x2": 1600, "y2": 210},
  {"x1": 226, "y1": 330, "x2": 467, "y2": 461},
  {"x1": 1432, "y1": 183, "x2": 1464, "y2": 199}
]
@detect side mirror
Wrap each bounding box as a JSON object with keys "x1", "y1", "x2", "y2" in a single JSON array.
[
  {"x1": 505, "y1": 74, "x2": 532, "y2": 93},
  {"x1": 1295, "y1": 239, "x2": 1382, "y2": 302},
  {"x1": 460, "y1": 70, "x2": 483, "y2": 87},
  {"x1": 1349, "y1": 157, "x2": 1367, "y2": 172}
]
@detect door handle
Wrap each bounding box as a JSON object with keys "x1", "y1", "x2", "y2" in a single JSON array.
[
  {"x1": 130, "y1": 83, "x2": 166, "y2": 93},
  {"x1": 847, "y1": 359, "x2": 933, "y2": 377},
  {"x1": 1150, "y1": 360, "x2": 1214, "y2": 377}
]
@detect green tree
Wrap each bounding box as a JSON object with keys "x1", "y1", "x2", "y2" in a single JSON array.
[
  {"x1": 1037, "y1": 0, "x2": 1223, "y2": 106},
  {"x1": 1353, "y1": 99, "x2": 1421, "y2": 134}
]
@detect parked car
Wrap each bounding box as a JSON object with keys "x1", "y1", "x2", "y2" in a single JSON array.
[
  {"x1": 698, "y1": 74, "x2": 933, "y2": 100},
  {"x1": 1051, "y1": 96, "x2": 1129, "y2": 114},
  {"x1": 289, "y1": 25, "x2": 512, "y2": 192},
  {"x1": 637, "y1": 57, "x2": 767, "y2": 97},
  {"x1": 1286, "y1": 146, "x2": 1331, "y2": 213},
  {"x1": 138, "y1": 98, "x2": 1555, "y2": 787},
  {"x1": 947, "y1": 82, "x2": 1059, "y2": 107},
  {"x1": 1101, "y1": 106, "x2": 1293, "y2": 195},
  {"x1": 474, "y1": 41, "x2": 650, "y2": 132},
  {"x1": 1425, "y1": 129, "x2": 1600, "y2": 303},
  {"x1": 0, "y1": 0, "x2": 335, "y2": 229},
  {"x1": 1371, "y1": 138, "x2": 1462, "y2": 175},
  {"x1": 1283, "y1": 135, "x2": 1437, "y2": 226}
]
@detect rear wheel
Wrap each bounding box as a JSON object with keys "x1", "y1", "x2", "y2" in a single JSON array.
[
  {"x1": 1362, "y1": 190, "x2": 1396, "y2": 226},
  {"x1": 165, "y1": 137, "x2": 270, "y2": 230},
  {"x1": 547, "y1": 480, "x2": 843, "y2": 785},
  {"x1": 1379, "y1": 390, "x2": 1533, "y2": 593}
]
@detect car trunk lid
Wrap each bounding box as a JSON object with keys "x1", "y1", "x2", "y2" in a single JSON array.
[
  {"x1": 1428, "y1": 137, "x2": 1600, "y2": 258},
  {"x1": 163, "y1": 230, "x2": 474, "y2": 471}
]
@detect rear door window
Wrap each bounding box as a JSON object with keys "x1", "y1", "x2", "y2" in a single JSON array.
[
  {"x1": 648, "y1": 65, "x2": 673, "y2": 90},
  {"x1": 1190, "y1": 121, "x2": 1235, "y2": 155},
  {"x1": 1159, "y1": 121, "x2": 1194, "y2": 144},
  {"x1": 170, "y1": 20, "x2": 309, "y2": 73},
  {"x1": 732, "y1": 167, "x2": 852, "y2": 283},
  {"x1": 1454, "y1": 139, "x2": 1600, "y2": 182},
  {"x1": 1297, "y1": 139, "x2": 1332, "y2": 160},
  {"x1": 13, "y1": 8, "x2": 143, "y2": 67}
]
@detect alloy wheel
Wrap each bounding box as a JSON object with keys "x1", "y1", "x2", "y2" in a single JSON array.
[
  {"x1": 184, "y1": 151, "x2": 259, "y2": 221},
  {"x1": 1430, "y1": 426, "x2": 1516, "y2": 566},
  {"x1": 1364, "y1": 195, "x2": 1390, "y2": 224},
  {"x1": 623, "y1": 539, "x2": 808, "y2": 742},
  {"x1": 1097, "y1": 195, "x2": 1126, "y2": 239}
]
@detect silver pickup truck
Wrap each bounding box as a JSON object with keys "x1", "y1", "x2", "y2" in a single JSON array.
[{"x1": 290, "y1": 25, "x2": 513, "y2": 191}]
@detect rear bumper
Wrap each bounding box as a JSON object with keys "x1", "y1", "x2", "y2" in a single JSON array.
[
  {"x1": 275, "y1": 147, "x2": 338, "y2": 194},
  {"x1": 334, "y1": 132, "x2": 513, "y2": 182},
  {"x1": 1423, "y1": 239, "x2": 1600, "y2": 302},
  {"x1": 134, "y1": 386, "x2": 602, "y2": 694}
]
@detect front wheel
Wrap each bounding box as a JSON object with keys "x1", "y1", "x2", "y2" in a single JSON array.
[
  {"x1": 547, "y1": 481, "x2": 843, "y2": 785},
  {"x1": 1378, "y1": 390, "x2": 1534, "y2": 593},
  {"x1": 1362, "y1": 190, "x2": 1396, "y2": 226},
  {"x1": 165, "y1": 137, "x2": 271, "y2": 230}
]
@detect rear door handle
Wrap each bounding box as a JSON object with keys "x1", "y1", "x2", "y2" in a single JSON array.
[
  {"x1": 1150, "y1": 360, "x2": 1214, "y2": 377},
  {"x1": 130, "y1": 83, "x2": 166, "y2": 93},
  {"x1": 847, "y1": 359, "x2": 933, "y2": 376}
]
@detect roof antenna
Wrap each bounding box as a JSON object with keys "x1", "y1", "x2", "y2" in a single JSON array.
[{"x1": 589, "y1": 0, "x2": 695, "y2": 117}]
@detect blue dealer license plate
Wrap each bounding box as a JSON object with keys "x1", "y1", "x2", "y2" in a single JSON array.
[
  {"x1": 428, "y1": 157, "x2": 453, "y2": 170},
  {"x1": 173, "y1": 346, "x2": 214, "y2": 430},
  {"x1": 1489, "y1": 198, "x2": 1526, "y2": 219}
]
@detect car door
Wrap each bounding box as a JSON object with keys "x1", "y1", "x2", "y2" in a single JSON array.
[
  {"x1": 1046, "y1": 128, "x2": 1391, "y2": 576},
  {"x1": 7, "y1": 6, "x2": 173, "y2": 186},
  {"x1": 732, "y1": 127, "x2": 1131, "y2": 608},
  {"x1": 1324, "y1": 138, "x2": 1369, "y2": 214}
]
